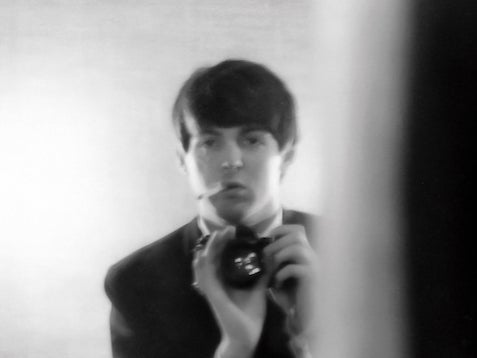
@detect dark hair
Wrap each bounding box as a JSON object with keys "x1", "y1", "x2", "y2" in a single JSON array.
[{"x1": 172, "y1": 59, "x2": 297, "y2": 151}]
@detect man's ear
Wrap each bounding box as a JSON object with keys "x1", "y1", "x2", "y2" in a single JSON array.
[
  {"x1": 176, "y1": 145, "x2": 187, "y2": 173},
  {"x1": 280, "y1": 144, "x2": 296, "y2": 177}
]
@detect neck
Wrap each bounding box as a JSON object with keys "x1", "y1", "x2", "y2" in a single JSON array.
[{"x1": 200, "y1": 207, "x2": 281, "y2": 234}]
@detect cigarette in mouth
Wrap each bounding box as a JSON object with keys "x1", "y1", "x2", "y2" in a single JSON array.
[{"x1": 197, "y1": 183, "x2": 223, "y2": 200}]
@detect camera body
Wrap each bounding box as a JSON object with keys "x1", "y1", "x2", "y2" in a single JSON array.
[
  {"x1": 220, "y1": 225, "x2": 273, "y2": 288},
  {"x1": 194, "y1": 225, "x2": 273, "y2": 289}
]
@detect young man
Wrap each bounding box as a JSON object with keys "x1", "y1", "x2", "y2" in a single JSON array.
[{"x1": 105, "y1": 59, "x2": 318, "y2": 358}]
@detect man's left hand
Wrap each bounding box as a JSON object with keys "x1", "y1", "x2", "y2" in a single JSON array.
[{"x1": 264, "y1": 224, "x2": 318, "y2": 335}]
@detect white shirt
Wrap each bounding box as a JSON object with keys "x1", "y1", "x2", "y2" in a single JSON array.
[{"x1": 197, "y1": 209, "x2": 283, "y2": 237}]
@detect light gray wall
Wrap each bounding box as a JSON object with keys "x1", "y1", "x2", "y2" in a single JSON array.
[{"x1": 0, "y1": 1, "x2": 321, "y2": 357}]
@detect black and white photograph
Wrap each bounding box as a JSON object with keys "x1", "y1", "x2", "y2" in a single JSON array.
[{"x1": 0, "y1": 1, "x2": 473, "y2": 357}]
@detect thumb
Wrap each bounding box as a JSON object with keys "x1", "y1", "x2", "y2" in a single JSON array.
[{"x1": 268, "y1": 287, "x2": 293, "y2": 312}]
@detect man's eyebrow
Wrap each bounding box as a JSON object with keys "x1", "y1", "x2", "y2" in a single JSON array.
[
  {"x1": 241, "y1": 126, "x2": 269, "y2": 134},
  {"x1": 198, "y1": 128, "x2": 220, "y2": 135}
]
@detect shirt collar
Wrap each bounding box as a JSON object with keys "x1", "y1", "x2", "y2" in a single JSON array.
[{"x1": 197, "y1": 209, "x2": 283, "y2": 238}]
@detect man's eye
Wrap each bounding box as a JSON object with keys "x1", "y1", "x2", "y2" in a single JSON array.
[
  {"x1": 200, "y1": 138, "x2": 217, "y2": 147},
  {"x1": 243, "y1": 135, "x2": 262, "y2": 146}
]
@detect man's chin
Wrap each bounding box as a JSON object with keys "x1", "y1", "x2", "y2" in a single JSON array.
[
  {"x1": 215, "y1": 212, "x2": 244, "y2": 225},
  {"x1": 214, "y1": 206, "x2": 249, "y2": 226}
]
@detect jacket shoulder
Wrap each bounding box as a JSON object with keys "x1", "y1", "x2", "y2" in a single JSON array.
[
  {"x1": 283, "y1": 209, "x2": 318, "y2": 228},
  {"x1": 104, "y1": 222, "x2": 192, "y2": 303},
  {"x1": 283, "y1": 209, "x2": 319, "y2": 243}
]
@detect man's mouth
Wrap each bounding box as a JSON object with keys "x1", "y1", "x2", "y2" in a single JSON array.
[
  {"x1": 196, "y1": 182, "x2": 248, "y2": 201},
  {"x1": 219, "y1": 182, "x2": 248, "y2": 197},
  {"x1": 221, "y1": 182, "x2": 246, "y2": 191}
]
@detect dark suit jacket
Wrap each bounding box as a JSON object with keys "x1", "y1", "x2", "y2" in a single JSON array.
[{"x1": 105, "y1": 210, "x2": 316, "y2": 358}]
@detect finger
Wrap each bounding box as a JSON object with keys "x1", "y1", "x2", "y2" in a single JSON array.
[
  {"x1": 272, "y1": 265, "x2": 315, "y2": 335},
  {"x1": 192, "y1": 227, "x2": 236, "y2": 296},
  {"x1": 192, "y1": 248, "x2": 209, "y2": 295},
  {"x1": 263, "y1": 235, "x2": 300, "y2": 263},
  {"x1": 194, "y1": 227, "x2": 234, "y2": 270},
  {"x1": 193, "y1": 234, "x2": 214, "y2": 273},
  {"x1": 269, "y1": 224, "x2": 307, "y2": 244},
  {"x1": 202, "y1": 226, "x2": 235, "y2": 261},
  {"x1": 192, "y1": 231, "x2": 220, "y2": 291},
  {"x1": 273, "y1": 264, "x2": 309, "y2": 288},
  {"x1": 264, "y1": 228, "x2": 309, "y2": 257},
  {"x1": 263, "y1": 236, "x2": 296, "y2": 275},
  {"x1": 268, "y1": 287, "x2": 293, "y2": 313},
  {"x1": 272, "y1": 244, "x2": 312, "y2": 267}
]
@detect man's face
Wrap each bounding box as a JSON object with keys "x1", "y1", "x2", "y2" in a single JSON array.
[{"x1": 180, "y1": 115, "x2": 292, "y2": 226}]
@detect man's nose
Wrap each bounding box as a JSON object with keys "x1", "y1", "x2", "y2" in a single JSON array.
[{"x1": 220, "y1": 142, "x2": 244, "y2": 170}]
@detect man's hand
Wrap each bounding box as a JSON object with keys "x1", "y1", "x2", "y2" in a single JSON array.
[
  {"x1": 264, "y1": 224, "x2": 318, "y2": 336},
  {"x1": 192, "y1": 227, "x2": 270, "y2": 358}
]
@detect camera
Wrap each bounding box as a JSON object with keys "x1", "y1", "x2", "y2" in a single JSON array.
[
  {"x1": 221, "y1": 225, "x2": 273, "y2": 288},
  {"x1": 195, "y1": 225, "x2": 273, "y2": 289}
]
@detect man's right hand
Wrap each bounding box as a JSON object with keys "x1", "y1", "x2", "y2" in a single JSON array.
[{"x1": 192, "y1": 227, "x2": 270, "y2": 358}]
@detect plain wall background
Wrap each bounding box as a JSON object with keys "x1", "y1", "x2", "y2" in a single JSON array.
[{"x1": 0, "y1": 1, "x2": 322, "y2": 357}]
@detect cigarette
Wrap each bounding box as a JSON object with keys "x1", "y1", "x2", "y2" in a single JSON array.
[{"x1": 196, "y1": 183, "x2": 223, "y2": 200}]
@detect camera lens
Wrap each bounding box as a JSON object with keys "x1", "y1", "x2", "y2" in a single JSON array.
[{"x1": 221, "y1": 226, "x2": 271, "y2": 288}]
